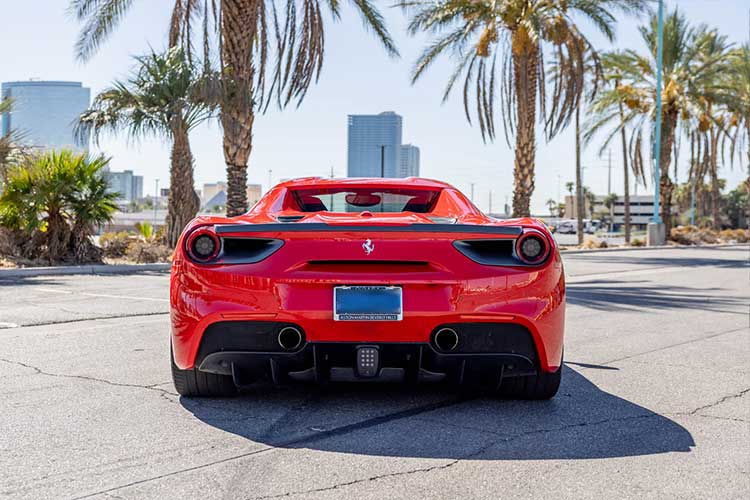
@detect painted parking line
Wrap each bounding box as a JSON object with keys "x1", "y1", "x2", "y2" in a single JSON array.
[{"x1": 32, "y1": 287, "x2": 169, "y2": 303}]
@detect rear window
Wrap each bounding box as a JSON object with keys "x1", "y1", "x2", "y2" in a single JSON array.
[{"x1": 291, "y1": 187, "x2": 442, "y2": 213}]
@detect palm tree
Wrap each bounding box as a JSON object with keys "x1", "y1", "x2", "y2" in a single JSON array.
[
  {"x1": 71, "y1": 0, "x2": 397, "y2": 216},
  {"x1": 545, "y1": 198, "x2": 557, "y2": 217},
  {"x1": 721, "y1": 44, "x2": 750, "y2": 226},
  {"x1": 585, "y1": 52, "x2": 650, "y2": 244},
  {"x1": 399, "y1": 0, "x2": 649, "y2": 217},
  {"x1": 77, "y1": 48, "x2": 218, "y2": 247},
  {"x1": 0, "y1": 150, "x2": 117, "y2": 263},
  {"x1": 586, "y1": 9, "x2": 730, "y2": 234},
  {"x1": 0, "y1": 99, "x2": 30, "y2": 185}
]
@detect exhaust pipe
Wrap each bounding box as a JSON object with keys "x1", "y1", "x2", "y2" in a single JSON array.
[
  {"x1": 434, "y1": 327, "x2": 459, "y2": 352},
  {"x1": 278, "y1": 326, "x2": 303, "y2": 351}
]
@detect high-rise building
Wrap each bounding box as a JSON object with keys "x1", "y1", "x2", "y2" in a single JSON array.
[
  {"x1": 1, "y1": 81, "x2": 91, "y2": 149},
  {"x1": 104, "y1": 169, "x2": 144, "y2": 202},
  {"x1": 399, "y1": 144, "x2": 420, "y2": 177},
  {"x1": 347, "y1": 112, "x2": 402, "y2": 177}
]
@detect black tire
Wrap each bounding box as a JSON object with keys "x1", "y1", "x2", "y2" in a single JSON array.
[
  {"x1": 170, "y1": 347, "x2": 237, "y2": 397},
  {"x1": 496, "y1": 363, "x2": 562, "y2": 400}
]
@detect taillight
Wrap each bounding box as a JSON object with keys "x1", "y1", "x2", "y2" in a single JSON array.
[
  {"x1": 186, "y1": 228, "x2": 221, "y2": 263},
  {"x1": 184, "y1": 226, "x2": 283, "y2": 265},
  {"x1": 515, "y1": 230, "x2": 550, "y2": 265}
]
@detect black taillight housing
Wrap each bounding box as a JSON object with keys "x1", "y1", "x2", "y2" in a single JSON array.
[
  {"x1": 515, "y1": 230, "x2": 550, "y2": 265},
  {"x1": 184, "y1": 226, "x2": 283, "y2": 265},
  {"x1": 453, "y1": 229, "x2": 552, "y2": 267}
]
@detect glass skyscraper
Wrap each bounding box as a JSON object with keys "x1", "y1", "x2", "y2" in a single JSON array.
[
  {"x1": 1, "y1": 81, "x2": 91, "y2": 149},
  {"x1": 399, "y1": 144, "x2": 420, "y2": 177},
  {"x1": 347, "y1": 112, "x2": 403, "y2": 177}
]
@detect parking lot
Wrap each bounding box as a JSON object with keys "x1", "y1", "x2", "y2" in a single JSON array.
[{"x1": 0, "y1": 246, "x2": 748, "y2": 499}]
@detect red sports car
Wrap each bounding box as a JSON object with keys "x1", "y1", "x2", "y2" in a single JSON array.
[{"x1": 170, "y1": 177, "x2": 565, "y2": 399}]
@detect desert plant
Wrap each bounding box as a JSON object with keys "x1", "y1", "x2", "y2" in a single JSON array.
[
  {"x1": 0, "y1": 150, "x2": 117, "y2": 263},
  {"x1": 134, "y1": 221, "x2": 155, "y2": 242},
  {"x1": 99, "y1": 231, "x2": 135, "y2": 258},
  {"x1": 125, "y1": 240, "x2": 172, "y2": 263}
]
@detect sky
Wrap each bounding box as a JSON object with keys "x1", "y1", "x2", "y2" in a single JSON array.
[{"x1": 1, "y1": 0, "x2": 748, "y2": 214}]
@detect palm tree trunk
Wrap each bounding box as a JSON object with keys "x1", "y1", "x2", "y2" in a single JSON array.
[
  {"x1": 511, "y1": 42, "x2": 539, "y2": 218},
  {"x1": 220, "y1": 0, "x2": 257, "y2": 217},
  {"x1": 166, "y1": 126, "x2": 200, "y2": 248},
  {"x1": 617, "y1": 95, "x2": 631, "y2": 244},
  {"x1": 709, "y1": 128, "x2": 721, "y2": 230},
  {"x1": 575, "y1": 104, "x2": 584, "y2": 245},
  {"x1": 658, "y1": 112, "x2": 677, "y2": 235},
  {"x1": 745, "y1": 121, "x2": 750, "y2": 229}
]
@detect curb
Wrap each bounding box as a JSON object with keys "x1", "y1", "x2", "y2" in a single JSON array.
[
  {"x1": 0, "y1": 263, "x2": 171, "y2": 279},
  {"x1": 560, "y1": 243, "x2": 748, "y2": 255}
]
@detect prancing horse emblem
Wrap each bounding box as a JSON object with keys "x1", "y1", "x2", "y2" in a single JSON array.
[{"x1": 362, "y1": 239, "x2": 375, "y2": 255}]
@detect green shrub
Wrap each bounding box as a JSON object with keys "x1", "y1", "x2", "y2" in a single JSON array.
[
  {"x1": 630, "y1": 238, "x2": 646, "y2": 247},
  {"x1": 0, "y1": 150, "x2": 117, "y2": 263}
]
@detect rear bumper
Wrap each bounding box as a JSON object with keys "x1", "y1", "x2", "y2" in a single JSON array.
[
  {"x1": 198, "y1": 341, "x2": 538, "y2": 387},
  {"x1": 170, "y1": 252, "x2": 565, "y2": 372}
]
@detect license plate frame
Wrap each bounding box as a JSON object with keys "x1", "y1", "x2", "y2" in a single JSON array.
[{"x1": 333, "y1": 285, "x2": 403, "y2": 321}]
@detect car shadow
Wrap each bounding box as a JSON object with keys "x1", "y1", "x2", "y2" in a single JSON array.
[{"x1": 180, "y1": 367, "x2": 694, "y2": 460}]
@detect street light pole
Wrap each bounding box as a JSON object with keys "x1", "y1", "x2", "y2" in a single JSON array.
[
  {"x1": 154, "y1": 178, "x2": 159, "y2": 226},
  {"x1": 380, "y1": 145, "x2": 385, "y2": 178}
]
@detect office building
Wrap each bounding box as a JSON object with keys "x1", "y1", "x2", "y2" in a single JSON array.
[
  {"x1": 565, "y1": 194, "x2": 659, "y2": 230},
  {"x1": 105, "y1": 169, "x2": 144, "y2": 202},
  {"x1": 1, "y1": 81, "x2": 91, "y2": 149},
  {"x1": 399, "y1": 144, "x2": 420, "y2": 177},
  {"x1": 347, "y1": 112, "x2": 403, "y2": 177}
]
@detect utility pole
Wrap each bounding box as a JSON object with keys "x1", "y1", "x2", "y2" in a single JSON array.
[
  {"x1": 268, "y1": 169, "x2": 272, "y2": 192},
  {"x1": 489, "y1": 190, "x2": 493, "y2": 214},
  {"x1": 470, "y1": 183, "x2": 475, "y2": 202},
  {"x1": 607, "y1": 149, "x2": 612, "y2": 196},
  {"x1": 154, "y1": 179, "x2": 159, "y2": 225},
  {"x1": 380, "y1": 145, "x2": 385, "y2": 178}
]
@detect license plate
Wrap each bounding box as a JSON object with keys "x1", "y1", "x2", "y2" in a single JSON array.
[{"x1": 333, "y1": 286, "x2": 403, "y2": 321}]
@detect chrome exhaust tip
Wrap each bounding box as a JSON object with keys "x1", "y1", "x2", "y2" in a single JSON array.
[
  {"x1": 278, "y1": 326, "x2": 303, "y2": 351},
  {"x1": 434, "y1": 327, "x2": 459, "y2": 352}
]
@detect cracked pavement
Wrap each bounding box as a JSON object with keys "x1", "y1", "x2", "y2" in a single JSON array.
[{"x1": 0, "y1": 246, "x2": 748, "y2": 499}]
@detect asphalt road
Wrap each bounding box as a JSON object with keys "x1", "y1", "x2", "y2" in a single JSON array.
[{"x1": 0, "y1": 246, "x2": 748, "y2": 500}]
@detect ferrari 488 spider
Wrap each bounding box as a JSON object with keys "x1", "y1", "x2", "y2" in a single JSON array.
[{"x1": 170, "y1": 177, "x2": 565, "y2": 399}]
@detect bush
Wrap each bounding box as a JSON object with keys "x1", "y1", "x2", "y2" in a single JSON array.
[
  {"x1": 99, "y1": 232, "x2": 136, "y2": 258},
  {"x1": 125, "y1": 240, "x2": 172, "y2": 263},
  {"x1": 630, "y1": 238, "x2": 646, "y2": 247},
  {"x1": 0, "y1": 150, "x2": 117, "y2": 264},
  {"x1": 580, "y1": 239, "x2": 609, "y2": 249},
  {"x1": 719, "y1": 229, "x2": 749, "y2": 243},
  {"x1": 670, "y1": 225, "x2": 720, "y2": 245}
]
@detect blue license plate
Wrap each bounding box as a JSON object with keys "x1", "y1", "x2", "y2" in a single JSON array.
[{"x1": 333, "y1": 286, "x2": 403, "y2": 321}]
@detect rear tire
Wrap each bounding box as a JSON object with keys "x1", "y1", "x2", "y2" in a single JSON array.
[
  {"x1": 170, "y1": 346, "x2": 237, "y2": 397},
  {"x1": 497, "y1": 361, "x2": 562, "y2": 400}
]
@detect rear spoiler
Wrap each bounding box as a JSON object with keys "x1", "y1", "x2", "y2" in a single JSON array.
[{"x1": 214, "y1": 223, "x2": 522, "y2": 236}]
